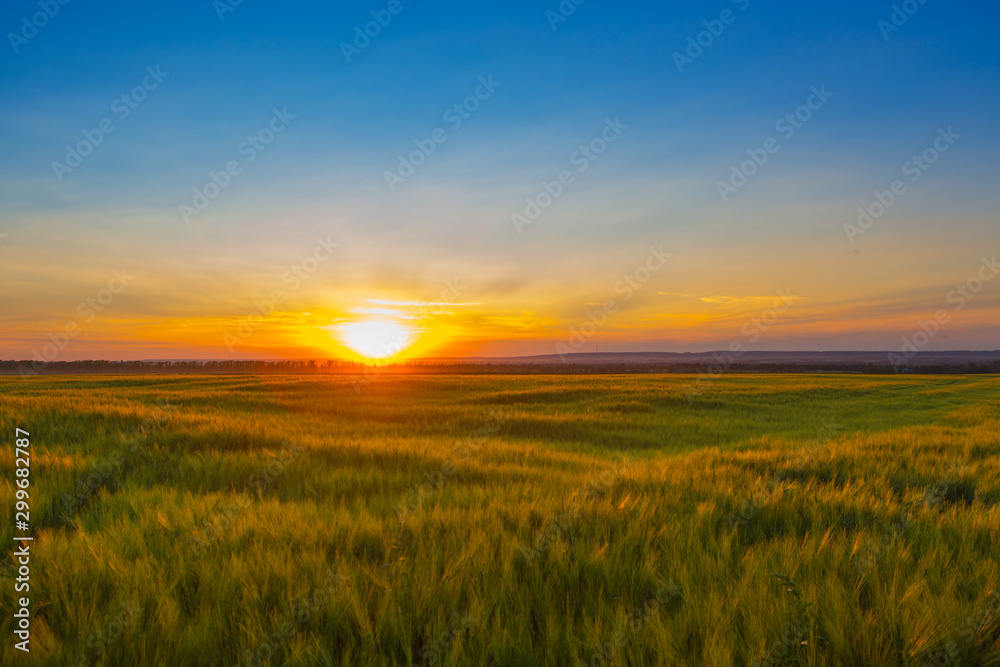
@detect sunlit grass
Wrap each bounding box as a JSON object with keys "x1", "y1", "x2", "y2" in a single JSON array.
[{"x1": 0, "y1": 374, "x2": 998, "y2": 665}]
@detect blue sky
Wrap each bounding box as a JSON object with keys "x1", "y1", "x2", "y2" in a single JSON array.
[{"x1": 2, "y1": 0, "x2": 999, "y2": 359}]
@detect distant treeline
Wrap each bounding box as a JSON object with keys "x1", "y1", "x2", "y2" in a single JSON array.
[{"x1": 2, "y1": 359, "x2": 998, "y2": 376}]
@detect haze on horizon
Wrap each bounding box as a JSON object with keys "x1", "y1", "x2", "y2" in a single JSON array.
[{"x1": 2, "y1": 0, "x2": 998, "y2": 363}]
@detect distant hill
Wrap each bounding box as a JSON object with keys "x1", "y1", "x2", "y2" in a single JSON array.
[{"x1": 459, "y1": 350, "x2": 1000, "y2": 366}]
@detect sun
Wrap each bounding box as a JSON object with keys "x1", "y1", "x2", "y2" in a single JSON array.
[{"x1": 333, "y1": 319, "x2": 417, "y2": 361}]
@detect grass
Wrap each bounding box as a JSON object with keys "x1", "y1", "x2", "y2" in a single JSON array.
[{"x1": 1, "y1": 373, "x2": 999, "y2": 666}]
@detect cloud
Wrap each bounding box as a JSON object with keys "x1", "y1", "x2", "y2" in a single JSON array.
[
  {"x1": 656, "y1": 292, "x2": 805, "y2": 307},
  {"x1": 365, "y1": 299, "x2": 479, "y2": 307}
]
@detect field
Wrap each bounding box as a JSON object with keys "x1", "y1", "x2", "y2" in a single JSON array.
[{"x1": 1, "y1": 373, "x2": 999, "y2": 666}]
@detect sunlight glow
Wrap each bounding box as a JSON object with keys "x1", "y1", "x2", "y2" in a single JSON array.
[{"x1": 334, "y1": 319, "x2": 417, "y2": 360}]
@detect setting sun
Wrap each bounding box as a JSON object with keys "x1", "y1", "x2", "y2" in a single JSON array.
[{"x1": 333, "y1": 319, "x2": 418, "y2": 361}]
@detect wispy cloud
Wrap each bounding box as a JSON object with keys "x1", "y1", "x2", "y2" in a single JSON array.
[
  {"x1": 657, "y1": 293, "x2": 805, "y2": 307},
  {"x1": 351, "y1": 307, "x2": 408, "y2": 317},
  {"x1": 365, "y1": 299, "x2": 480, "y2": 307}
]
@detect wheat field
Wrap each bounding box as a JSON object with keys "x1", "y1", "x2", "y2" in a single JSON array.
[{"x1": 1, "y1": 373, "x2": 998, "y2": 666}]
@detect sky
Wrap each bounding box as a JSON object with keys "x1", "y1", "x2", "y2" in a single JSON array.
[{"x1": 1, "y1": 0, "x2": 998, "y2": 362}]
